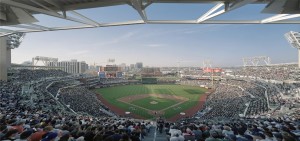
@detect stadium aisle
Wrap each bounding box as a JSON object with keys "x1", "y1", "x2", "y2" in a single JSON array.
[{"x1": 143, "y1": 125, "x2": 167, "y2": 141}]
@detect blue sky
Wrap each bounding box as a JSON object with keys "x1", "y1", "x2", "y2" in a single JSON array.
[{"x1": 12, "y1": 3, "x2": 300, "y2": 67}]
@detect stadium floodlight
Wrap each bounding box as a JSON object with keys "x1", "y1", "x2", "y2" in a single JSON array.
[
  {"x1": 285, "y1": 31, "x2": 300, "y2": 49},
  {"x1": 285, "y1": 31, "x2": 300, "y2": 68},
  {"x1": 242, "y1": 56, "x2": 271, "y2": 67},
  {"x1": 6, "y1": 33, "x2": 25, "y2": 49}
]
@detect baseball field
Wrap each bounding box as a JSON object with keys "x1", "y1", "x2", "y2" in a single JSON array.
[{"x1": 94, "y1": 84, "x2": 207, "y2": 120}]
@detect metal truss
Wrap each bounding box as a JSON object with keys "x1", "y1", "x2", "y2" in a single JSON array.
[
  {"x1": 203, "y1": 59, "x2": 212, "y2": 68},
  {"x1": 0, "y1": 0, "x2": 300, "y2": 36},
  {"x1": 6, "y1": 33, "x2": 25, "y2": 49},
  {"x1": 242, "y1": 56, "x2": 271, "y2": 67},
  {"x1": 285, "y1": 31, "x2": 300, "y2": 68},
  {"x1": 285, "y1": 31, "x2": 300, "y2": 49},
  {"x1": 32, "y1": 56, "x2": 59, "y2": 66}
]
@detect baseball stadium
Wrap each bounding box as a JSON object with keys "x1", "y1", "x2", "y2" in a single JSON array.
[{"x1": 1, "y1": 0, "x2": 300, "y2": 141}]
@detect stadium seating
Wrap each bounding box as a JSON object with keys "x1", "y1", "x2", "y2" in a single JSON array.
[{"x1": 0, "y1": 69, "x2": 300, "y2": 141}]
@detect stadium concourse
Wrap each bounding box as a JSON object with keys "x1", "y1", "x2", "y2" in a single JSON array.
[{"x1": 0, "y1": 65, "x2": 300, "y2": 141}]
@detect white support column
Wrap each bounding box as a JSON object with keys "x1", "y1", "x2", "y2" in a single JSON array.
[
  {"x1": 7, "y1": 48, "x2": 11, "y2": 68},
  {"x1": 0, "y1": 36, "x2": 8, "y2": 81}
]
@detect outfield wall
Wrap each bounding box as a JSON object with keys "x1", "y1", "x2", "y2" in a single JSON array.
[{"x1": 141, "y1": 77, "x2": 157, "y2": 84}]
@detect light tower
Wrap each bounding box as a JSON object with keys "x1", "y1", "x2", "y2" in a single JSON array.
[
  {"x1": 203, "y1": 59, "x2": 212, "y2": 69},
  {"x1": 285, "y1": 31, "x2": 300, "y2": 68},
  {"x1": 0, "y1": 33, "x2": 25, "y2": 81}
]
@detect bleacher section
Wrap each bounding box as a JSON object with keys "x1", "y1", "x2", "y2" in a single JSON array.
[{"x1": 1, "y1": 68, "x2": 300, "y2": 141}]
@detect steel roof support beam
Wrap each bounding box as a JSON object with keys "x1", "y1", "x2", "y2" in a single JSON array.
[
  {"x1": 43, "y1": 0, "x2": 65, "y2": 15},
  {"x1": 197, "y1": 0, "x2": 255, "y2": 23},
  {"x1": 229, "y1": 0, "x2": 256, "y2": 11},
  {"x1": 11, "y1": 25, "x2": 41, "y2": 30},
  {"x1": 9, "y1": 20, "x2": 145, "y2": 34},
  {"x1": 0, "y1": 0, "x2": 60, "y2": 16},
  {"x1": 262, "y1": 14, "x2": 300, "y2": 23},
  {"x1": 1, "y1": 20, "x2": 300, "y2": 37},
  {"x1": 144, "y1": 20, "x2": 300, "y2": 24},
  {"x1": 11, "y1": 24, "x2": 49, "y2": 31},
  {"x1": 99, "y1": 20, "x2": 145, "y2": 27},
  {"x1": 30, "y1": 0, "x2": 57, "y2": 14},
  {"x1": 63, "y1": 1, "x2": 128, "y2": 11},
  {"x1": 149, "y1": 20, "x2": 197, "y2": 24},
  {"x1": 0, "y1": 28, "x2": 16, "y2": 33},
  {"x1": 0, "y1": 0, "x2": 96, "y2": 26},
  {"x1": 68, "y1": 11, "x2": 101, "y2": 26},
  {"x1": 150, "y1": 20, "x2": 263, "y2": 24},
  {"x1": 0, "y1": 33, "x2": 14, "y2": 37},
  {"x1": 197, "y1": 3, "x2": 224, "y2": 23},
  {"x1": 130, "y1": 0, "x2": 148, "y2": 23},
  {"x1": 261, "y1": 14, "x2": 289, "y2": 23},
  {"x1": 26, "y1": 23, "x2": 52, "y2": 31},
  {"x1": 144, "y1": 1, "x2": 153, "y2": 8},
  {"x1": 43, "y1": 0, "x2": 62, "y2": 9},
  {"x1": 201, "y1": 9, "x2": 225, "y2": 22}
]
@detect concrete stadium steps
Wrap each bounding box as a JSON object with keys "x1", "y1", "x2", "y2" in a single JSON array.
[{"x1": 143, "y1": 126, "x2": 167, "y2": 141}]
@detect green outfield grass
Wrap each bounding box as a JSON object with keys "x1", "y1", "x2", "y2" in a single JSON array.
[
  {"x1": 131, "y1": 96, "x2": 177, "y2": 110},
  {"x1": 94, "y1": 84, "x2": 207, "y2": 119}
]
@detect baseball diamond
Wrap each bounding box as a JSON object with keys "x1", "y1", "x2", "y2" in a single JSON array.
[{"x1": 94, "y1": 84, "x2": 208, "y2": 120}]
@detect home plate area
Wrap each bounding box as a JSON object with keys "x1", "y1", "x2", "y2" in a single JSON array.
[{"x1": 117, "y1": 94, "x2": 188, "y2": 113}]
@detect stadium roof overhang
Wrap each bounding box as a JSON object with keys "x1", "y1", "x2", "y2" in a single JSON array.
[{"x1": 0, "y1": 0, "x2": 300, "y2": 36}]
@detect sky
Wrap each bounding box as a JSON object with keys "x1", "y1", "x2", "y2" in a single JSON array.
[{"x1": 11, "y1": 3, "x2": 300, "y2": 67}]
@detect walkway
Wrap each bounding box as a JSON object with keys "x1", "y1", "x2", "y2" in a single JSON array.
[{"x1": 143, "y1": 125, "x2": 167, "y2": 141}]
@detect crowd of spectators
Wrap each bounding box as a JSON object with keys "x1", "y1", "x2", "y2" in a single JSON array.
[
  {"x1": 255, "y1": 82, "x2": 283, "y2": 106},
  {"x1": 180, "y1": 80, "x2": 212, "y2": 87},
  {"x1": 58, "y1": 87, "x2": 112, "y2": 117},
  {"x1": 1, "y1": 69, "x2": 157, "y2": 141},
  {"x1": 225, "y1": 80, "x2": 269, "y2": 116},
  {"x1": 100, "y1": 78, "x2": 128, "y2": 84},
  {"x1": 275, "y1": 83, "x2": 300, "y2": 97},
  {"x1": 9, "y1": 69, "x2": 69, "y2": 82},
  {"x1": 47, "y1": 80, "x2": 80, "y2": 98},
  {"x1": 1, "y1": 113, "x2": 153, "y2": 141},
  {"x1": 166, "y1": 115, "x2": 300, "y2": 141},
  {"x1": 193, "y1": 79, "x2": 269, "y2": 121},
  {"x1": 226, "y1": 65, "x2": 300, "y2": 113},
  {"x1": 198, "y1": 83, "x2": 249, "y2": 120},
  {"x1": 1, "y1": 68, "x2": 300, "y2": 141},
  {"x1": 231, "y1": 65, "x2": 300, "y2": 81}
]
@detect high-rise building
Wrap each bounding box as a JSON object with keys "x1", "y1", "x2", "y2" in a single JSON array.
[
  {"x1": 48, "y1": 60, "x2": 88, "y2": 74},
  {"x1": 135, "y1": 62, "x2": 143, "y2": 69},
  {"x1": 119, "y1": 63, "x2": 127, "y2": 71},
  {"x1": 130, "y1": 64, "x2": 135, "y2": 70}
]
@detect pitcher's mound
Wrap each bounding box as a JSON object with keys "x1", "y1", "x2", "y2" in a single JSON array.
[{"x1": 150, "y1": 101, "x2": 158, "y2": 104}]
